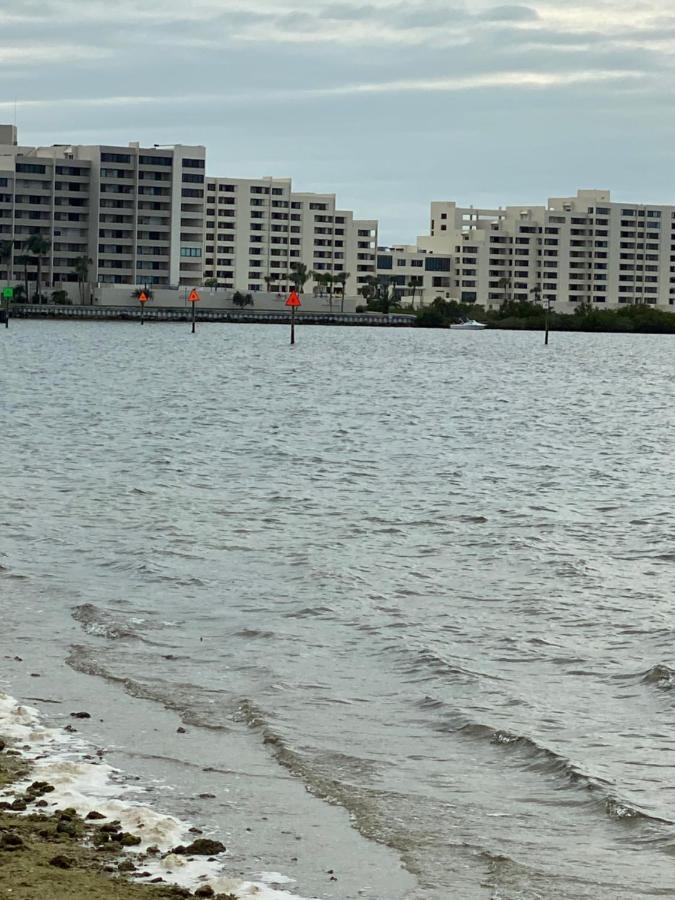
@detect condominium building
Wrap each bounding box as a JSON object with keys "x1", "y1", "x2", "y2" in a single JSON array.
[
  {"x1": 418, "y1": 190, "x2": 675, "y2": 310},
  {"x1": 375, "y1": 244, "x2": 452, "y2": 306},
  {"x1": 202, "y1": 176, "x2": 377, "y2": 296},
  {"x1": 0, "y1": 124, "x2": 206, "y2": 291}
]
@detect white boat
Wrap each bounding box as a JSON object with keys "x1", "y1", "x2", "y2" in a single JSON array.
[{"x1": 449, "y1": 319, "x2": 486, "y2": 330}]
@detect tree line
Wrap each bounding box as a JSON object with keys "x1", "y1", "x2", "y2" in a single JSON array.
[
  {"x1": 0, "y1": 237, "x2": 91, "y2": 305},
  {"x1": 416, "y1": 296, "x2": 675, "y2": 333}
]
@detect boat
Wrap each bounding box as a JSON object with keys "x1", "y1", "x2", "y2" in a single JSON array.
[{"x1": 449, "y1": 319, "x2": 486, "y2": 330}]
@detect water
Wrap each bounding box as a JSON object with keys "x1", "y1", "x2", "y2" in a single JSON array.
[{"x1": 2, "y1": 320, "x2": 675, "y2": 899}]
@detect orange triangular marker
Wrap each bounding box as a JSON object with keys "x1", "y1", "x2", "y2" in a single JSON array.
[
  {"x1": 138, "y1": 291, "x2": 149, "y2": 303},
  {"x1": 188, "y1": 289, "x2": 201, "y2": 302},
  {"x1": 285, "y1": 291, "x2": 301, "y2": 308}
]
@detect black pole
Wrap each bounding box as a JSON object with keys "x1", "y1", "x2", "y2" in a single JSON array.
[
  {"x1": 140, "y1": 302, "x2": 145, "y2": 326},
  {"x1": 544, "y1": 301, "x2": 550, "y2": 346},
  {"x1": 192, "y1": 300, "x2": 196, "y2": 334},
  {"x1": 290, "y1": 305, "x2": 295, "y2": 345}
]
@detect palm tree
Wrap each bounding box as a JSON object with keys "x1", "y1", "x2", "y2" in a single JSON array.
[
  {"x1": 73, "y1": 256, "x2": 93, "y2": 305},
  {"x1": 335, "y1": 271, "x2": 350, "y2": 312},
  {"x1": 359, "y1": 276, "x2": 378, "y2": 304},
  {"x1": 204, "y1": 277, "x2": 218, "y2": 290},
  {"x1": 289, "y1": 261, "x2": 310, "y2": 294},
  {"x1": 263, "y1": 274, "x2": 276, "y2": 295},
  {"x1": 312, "y1": 270, "x2": 328, "y2": 298},
  {"x1": 0, "y1": 239, "x2": 13, "y2": 284},
  {"x1": 12, "y1": 284, "x2": 26, "y2": 303},
  {"x1": 131, "y1": 287, "x2": 153, "y2": 301},
  {"x1": 326, "y1": 273, "x2": 337, "y2": 312},
  {"x1": 16, "y1": 254, "x2": 30, "y2": 303},
  {"x1": 25, "y1": 234, "x2": 51, "y2": 302},
  {"x1": 232, "y1": 291, "x2": 254, "y2": 309},
  {"x1": 497, "y1": 275, "x2": 512, "y2": 304}
]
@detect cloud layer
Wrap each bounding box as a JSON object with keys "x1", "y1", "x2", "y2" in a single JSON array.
[{"x1": 1, "y1": 1, "x2": 675, "y2": 241}]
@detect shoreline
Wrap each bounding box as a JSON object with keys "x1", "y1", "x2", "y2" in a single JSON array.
[{"x1": 0, "y1": 693, "x2": 317, "y2": 900}]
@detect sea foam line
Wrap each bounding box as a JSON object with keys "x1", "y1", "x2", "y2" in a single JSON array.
[{"x1": 0, "y1": 692, "x2": 318, "y2": 900}]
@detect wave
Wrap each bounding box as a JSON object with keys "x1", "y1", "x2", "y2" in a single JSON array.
[
  {"x1": 0, "y1": 692, "x2": 318, "y2": 900},
  {"x1": 66, "y1": 646, "x2": 231, "y2": 732},
  {"x1": 459, "y1": 721, "x2": 673, "y2": 828},
  {"x1": 72, "y1": 603, "x2": 140, "y2": 641},
  {"x1": 232, "y1": 699, "x2": 428, "y2": 882},
  {"x1": 641, "y1": 665, "x2": 675, "y2": 690}
]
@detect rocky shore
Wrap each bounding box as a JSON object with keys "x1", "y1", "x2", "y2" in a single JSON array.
[{"x1": 0, "y1": 739, "x2": 234, "y2": 900}]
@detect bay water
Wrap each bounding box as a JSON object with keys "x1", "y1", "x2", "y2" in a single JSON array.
[{"x1": 2, "y1": 321, "x2": 675, "y2": 898}]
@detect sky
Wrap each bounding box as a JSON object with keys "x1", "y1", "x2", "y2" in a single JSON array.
[{"x1": 1, "y1": 0, "x2": 675, "y2": 243}]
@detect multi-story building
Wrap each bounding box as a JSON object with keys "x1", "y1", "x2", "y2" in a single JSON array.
[
  {"x1": 0, "y1": 124, "x2": 206, "y2": 291},
  {"x1": 202, "y1": 176, "x2": 377, "y2": 296},
  {"x1": 417, "y1": 191, "x2": 675, "y2": 310},
  {"x1": 375, "y1": 244, "x2": 452, "y2": 305}
]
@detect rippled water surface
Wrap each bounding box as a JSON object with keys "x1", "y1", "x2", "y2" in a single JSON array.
[{"x1": 2, "y1": 321, "x2": 675, "y2": 898}]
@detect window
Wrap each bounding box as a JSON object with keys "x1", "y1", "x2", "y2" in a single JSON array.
[
  {"x1": 182, "y1": 173, "x2": 204, "y2": 184},
  {"x1": 425, "y1": 257, "x2": 450, "y2": 272},
  {"x1": 180, "y1": 247, "x2": 202, "y2": 257},
  {"x1": 16, "y1": 163, "x2": 46, "y2": 174},
  {"x1": 101, "y1": 152, "x2": 131, "y2": 163},
  {"x1": 139, "y1": 155, "x2": 172, "y2": 166},
  {"x1": 182, "y1": 158, "x2": 205, "y2": 169}
]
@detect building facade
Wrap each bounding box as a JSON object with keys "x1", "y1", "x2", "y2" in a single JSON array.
[
  {"x1": 0, "y1": 125, "x2": 206, "y2": 292},
  {"x1": 418, "y1": 190, "x2": 675, "y2": 310},
  {"x1": 375, "y1": 244, "x2": 452, "y2": 306},
  {"x1": 202, "y1": 176, "x2": 377, "y2": 297}
]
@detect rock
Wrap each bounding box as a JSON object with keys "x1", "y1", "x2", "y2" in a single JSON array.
[
  {"x1": 35, "y1": 800, "x2": 48, "y2": 808},
  {"x1": 0, "y1": 739, "x2": 5, "y2": 752},
  {"x1": 198, "y1": 793, "x2": 216, "y2": 799},
  {"x1": 56, "y1": 820, "x2": 79, "y2": 837},
  {"x1": 59, "y1": 808, "x2": 79, "y2": 820},
  {"x1": 120, "y1": 832, "x2": 142, "y2": 846},
  {"x1": 118, "y1": 859, "x2": 136, "y2": 873},
  {"x1": 64, "y1": 725, "x2": 77, "y2": 733},
  {"x1": 100, "y1": 822, "x2": 121, "y2": 833},
  {"x1": 176, "y1": 727, "x2": 187, "y2": 734},
  {"x1": 70, "y1": 711, "x2": 91, "y2": 719},
  {"x1": 194, "y1": 887, "x2": 215, "y2": 898},
  {"x1": 49, "y1": 855, "x2": 74, "y2": 869},
  {"x1": 188, "y1": 827, "x2": 203, "y2": 835},
  {"x1": 86, "y1": 810, "x2": 106, "y2": 820},
  {"x1": 0, "y1": 833, "x2": 25, "y2": 851},
  {"x1": 26, "y1": 781, "x2": 55, "y2": 799},
  {"x1": 9, "y1": 799, "x2": 27, "y2": 811},
  {"x1": 30, "y1": 673, "x2": 41, "y2": 678},
  {"x1": 173, "y1": 838, "x2": 225, "y2": 856}
]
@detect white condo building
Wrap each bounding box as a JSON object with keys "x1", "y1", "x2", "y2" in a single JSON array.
[
  {"x1": 375, "y1": 244, "x2": 452, "y2": 306},
  {"x1": 418, "y1": 190, "x2": 675, "y2": 310},
  {"x1": 0, "y1": 124, "x2": 206, "y2": 291},
  {"x1": 202, "y1": 176, "x2": 377, "y2": 297}
]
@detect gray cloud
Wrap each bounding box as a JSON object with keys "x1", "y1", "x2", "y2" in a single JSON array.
[{"x1": 2, "y1": 0, "x2": 675, "y2": 243}]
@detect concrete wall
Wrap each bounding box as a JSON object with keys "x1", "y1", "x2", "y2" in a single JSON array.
[{"x1": 61, "y1": 283, "x2": 360, "y2": 313}]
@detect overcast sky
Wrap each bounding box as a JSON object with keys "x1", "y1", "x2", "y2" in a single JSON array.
[{"x1": 1, "y1": 0, "x2": 674, "y2": 243}]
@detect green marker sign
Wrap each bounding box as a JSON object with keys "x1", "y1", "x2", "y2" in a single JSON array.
[{"x1": 2, "y1": 287, "x2": 13, "y2": 299}]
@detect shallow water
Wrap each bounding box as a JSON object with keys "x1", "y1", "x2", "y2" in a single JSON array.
[{"x1": 2, "y1": 321, "x2": 675, "y2": 898}]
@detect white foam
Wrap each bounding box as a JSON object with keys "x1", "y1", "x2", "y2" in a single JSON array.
[{"x1": 0, "y1": 692, "x2": 320, "y2": 900}]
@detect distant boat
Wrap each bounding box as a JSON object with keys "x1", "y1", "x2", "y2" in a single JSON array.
[{"x1": 449, "y1": 319, "x2": 486, "y2": 330}]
